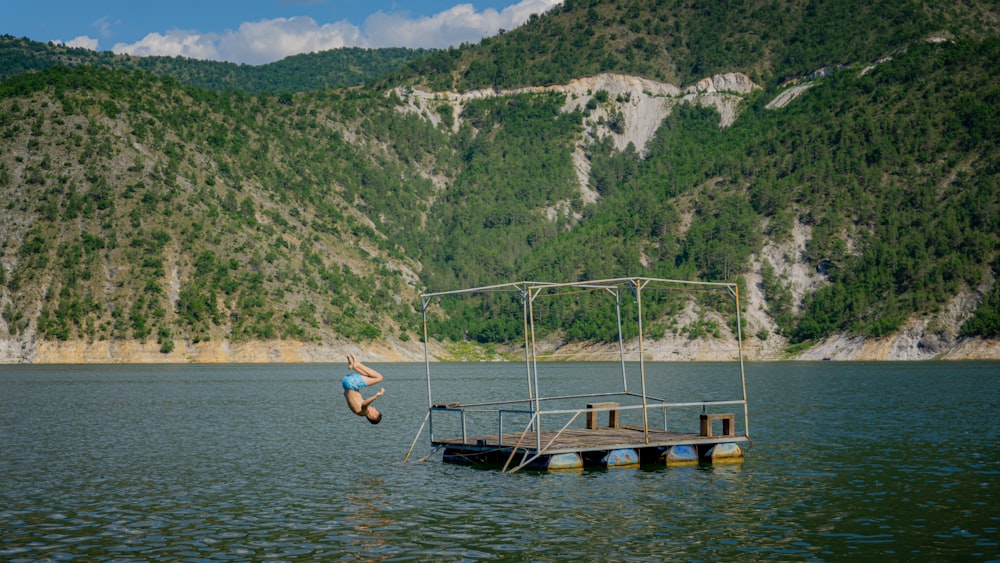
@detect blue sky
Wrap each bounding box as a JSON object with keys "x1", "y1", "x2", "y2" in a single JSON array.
[{"x1": 5, "y1": 0, "x2": 562, "y2": 64}]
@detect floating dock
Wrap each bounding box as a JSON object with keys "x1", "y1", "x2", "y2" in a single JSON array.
[
  {"x1": 437, "y1": 424, "x2": 748, "y2": 471},
  {"x1": 405, "y1": 277, "x2": 752, "y2": 473}
]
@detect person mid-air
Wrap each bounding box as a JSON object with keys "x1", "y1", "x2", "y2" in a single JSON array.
[{"x1": 341, "y1": 353, "x2": 384, "y2": 424}]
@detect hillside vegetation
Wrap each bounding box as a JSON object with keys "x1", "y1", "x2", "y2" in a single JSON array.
[
  {"x1": 1, "y1": 0, "x2": 999, "y2": 362},
  {"x1": 397, "y1": 0, "x2": 1000, "y2": 91},
  {"x1": 1, "y1": 68, "x2": 434, "y2": 355},
  {"x1": 0, "y1": 35, "x2": 429, "y2": 93}
]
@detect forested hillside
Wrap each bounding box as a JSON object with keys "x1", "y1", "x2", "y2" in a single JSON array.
[
  {"x1": 0, "y1": 67, "x2": 447, "y2": 359},
  {"x1": 1, "y1": 0, "x2": 999, "y2": 362},
  {"x1": 395, "y1": 0, "x2": 1000, "y2": 91},
  {"x1": 0, "y1": 35, "x2": 429, "y2": 93}
]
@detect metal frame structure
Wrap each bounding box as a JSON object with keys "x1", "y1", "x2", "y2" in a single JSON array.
[{"x1": 405, "y1": 277, "x2": 750, "y2": 472}]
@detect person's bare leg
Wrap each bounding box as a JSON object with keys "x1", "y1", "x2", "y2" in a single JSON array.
[{"x1": 347, "y1": 353, "x2": 383, "y2": 385}]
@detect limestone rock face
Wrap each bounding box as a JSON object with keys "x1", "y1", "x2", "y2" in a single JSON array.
[{"x1": 686, "y1": 72, "x2": 758, "y2": 95}]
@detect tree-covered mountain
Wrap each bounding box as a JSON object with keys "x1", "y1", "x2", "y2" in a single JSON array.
[
  {"x1": 0, "y1": 35, "x2": 430, "y2": 93},
  {"x1": 394, "y1": 0, "x2": 1000, "y2": 91},
  {"x1": 1, "y1": 0, "x2": 999, "y2": 362},
  {"x1": 0, "y1": 67, "x2": 437, "y2": 356}
]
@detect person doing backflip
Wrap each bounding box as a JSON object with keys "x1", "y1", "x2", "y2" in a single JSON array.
[{"x1": 342, "y1": 353, "x2": 384, "y2": 424}]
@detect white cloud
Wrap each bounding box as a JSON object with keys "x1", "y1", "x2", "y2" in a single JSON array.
[
  {"x1": 110, "y1": 0, "x2": 562, "y2": 65},
  {"x1": 62, "y1": 36, "x2": 100, "y2": 50},
  {"x1": 502, "y1": 0, "x2": 564, "y2": 24},
  {"x1": 364, "y1": 0, "x2": 562, "y2": 48},
  {"x1": 216, "y1": 17, "x2": 364, "y2": 65},
  {"x1": 92, "y1": 16, "x2": 115, "y2": 39},
  {"x1": 113, "y1": 30, "x2": 222, "y2": 62}
]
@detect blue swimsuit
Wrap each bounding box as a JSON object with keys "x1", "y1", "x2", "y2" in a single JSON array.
[{"x1": 342, "y1": 372, "x2": 367, "y2": 391}]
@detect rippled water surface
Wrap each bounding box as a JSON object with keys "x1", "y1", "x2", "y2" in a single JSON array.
[{"x1": 1, "y1": 361, "x2": 997, "y2": 561}]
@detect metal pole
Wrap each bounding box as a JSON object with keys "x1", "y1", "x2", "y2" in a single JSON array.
[
  {"x1": 527, "y1": 285, "x2": 542, "y2": 452},
  {"x1": 508, "y1": 411, "x2": 582, "y2": 475},
  {"x1": 734, "y1": 283, "x2": 750, "y2": 438},
  {"x1": 404, "y1": 410, "x2": 430, "y2": 462},
  {"x1": 635, "y1": 279, "x2": 649, "y2": 443},
  {"x1": 522, "y1": 285, "x2": 534, "y2": 404},
  {"x1": 615, "y1": 287, "x2": 628, "y2": 393},
  {"x1": 421, "y1": 295, "x2": 434, "y2": 441},
  {"x1": 461, "y1": 410, "x2": 467, "y2": 444},
  {"x1": 501, "y1": 413, "x2": 538, "y2": 474}
]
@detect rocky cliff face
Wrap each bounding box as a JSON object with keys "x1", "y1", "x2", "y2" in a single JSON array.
[{"x1": 396, "y1": 71, "x2": 758, "y2": 154}]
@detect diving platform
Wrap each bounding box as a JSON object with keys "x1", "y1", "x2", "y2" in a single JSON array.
[
  {"x1": 436, "y1": 424, "x2": 748, "y2": 470},
  {"x1": 405, "y1": 277, "x2": 752, "y2": 473}
]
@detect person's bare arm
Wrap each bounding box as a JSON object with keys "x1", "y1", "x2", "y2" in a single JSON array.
[{"x1": 361, "y1": 388, "x2": 385, "y2": 408}]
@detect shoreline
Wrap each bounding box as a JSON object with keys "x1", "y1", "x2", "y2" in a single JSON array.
[{"x1": 2, "y1": 334, "x2": 998, "y2": 363}]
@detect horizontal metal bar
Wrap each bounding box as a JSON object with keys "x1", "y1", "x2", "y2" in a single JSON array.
[
  {"x1": 531, "y1": 392, "x2": 629, "y2": 402},
  {"x1": 421, "y1": 277, "x2": 737, "y2": 300},
  {"x1": 536, "y1": 403, "x2": 646, "y2": 416},
  {"x1": 431, "y1": 394, "x2": 744, "y2": 412},
  {"x1": 433, "y1": 391, "x2": 630, "y2": 409},
  {"x1": 431, "y1": 399, "x2": 744, "y2": 416},
  {"x1": 659, "y1": 400, "x2": 746, "y2": 408}
]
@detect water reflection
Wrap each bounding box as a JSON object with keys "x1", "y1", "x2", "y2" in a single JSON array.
[{"x1": 339, "y1": 477, "x2": 393, "y2": 560}]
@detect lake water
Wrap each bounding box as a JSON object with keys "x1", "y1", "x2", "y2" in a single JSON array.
[{"x1": 1, "y1": 361, "x2": 997, "y2": 561}]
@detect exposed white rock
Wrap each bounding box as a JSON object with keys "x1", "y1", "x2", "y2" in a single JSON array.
[
  {"x1": 765, "y1": 83, "x2": 813, "y2": 109},
  {"x1": 684, "y1": 72, "x2": 758, "y2": 95},
  {"x1": 760, "y1": 219, "x2": 827, "y2": 311},
  {"x1": 395, "y1": 72, "x2": 759, "y2": 150}
]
